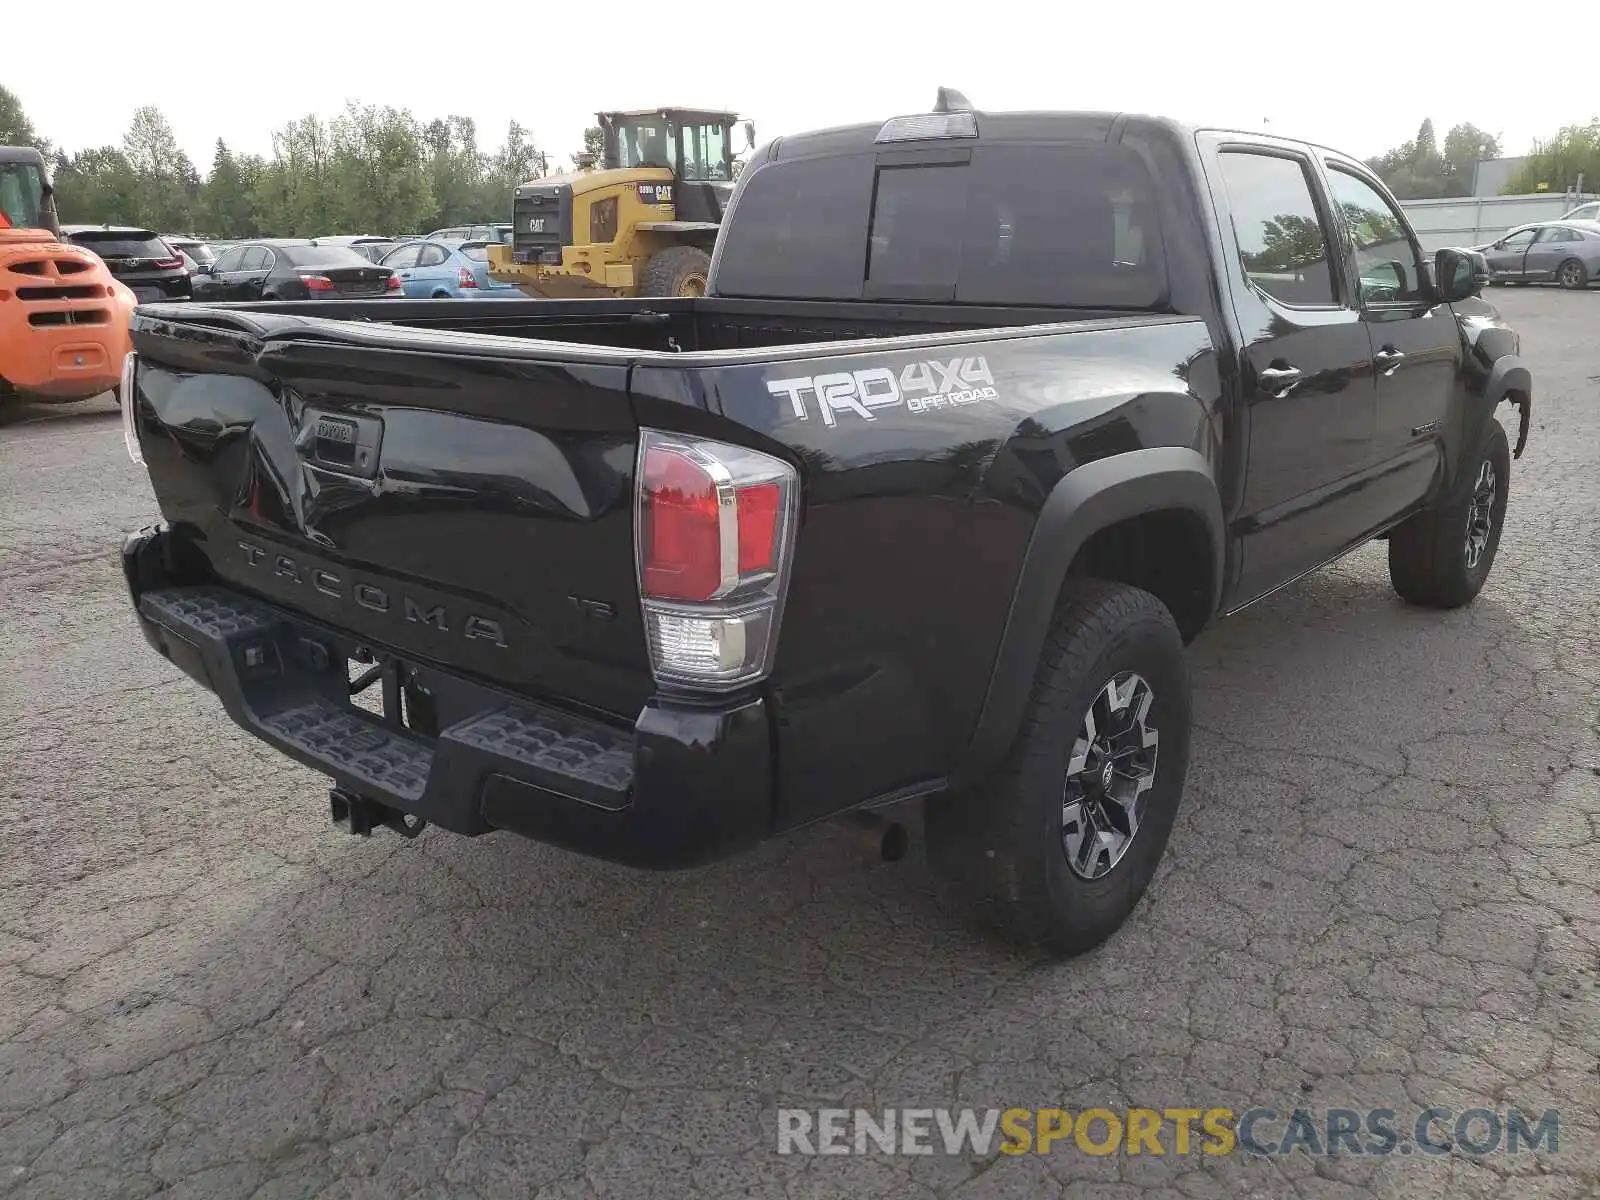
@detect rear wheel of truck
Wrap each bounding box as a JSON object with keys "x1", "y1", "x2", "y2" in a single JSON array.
[
  {"x1": 639, "y1": 245, "x2": 711, "y2": 297},
  {"x1": 1388, "y1": 419, "x2": 1510, "y2": 608},
  {"x1": 926, "y1": 580, "x2": 1192, "y2": 957}
]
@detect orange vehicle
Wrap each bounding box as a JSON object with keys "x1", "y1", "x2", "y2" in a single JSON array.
[{"x1": 0, "y1": 146, "x2": 135, "y2": 406}]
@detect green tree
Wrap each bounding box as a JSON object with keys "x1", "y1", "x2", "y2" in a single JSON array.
[
  {"x1": 258, "y1": 114, "x2": 336, "y2": 235},
  {"x1": 330, "y1": 103, "x2": 432, "y2": 234},
  {"x1": 122, "y1": 106, "x2": 196, "y2": 231},
  {"x1": 8, "y1": 94, "x2": 585, "y2": 235},
  {"x1": 1414, "y1": 118, "x2": 1437, "y2": 163},
  {"x1": 0, "y1": 84, "x2": 50, "y2": 154},
  {"x1": 199, "y1": 140, "x2": 255, "y2": 237},
  {"x1": 52, "y1": 147, "x2": 141, "y2": 224},
  {"x1": 422, "y1": 115, "x2": 486, "y2": 229},
  {"x1": 574, "y1": 124, "x2": 604, "y2": 168},
  {"x1": 1442, "y1": 123, "x2": 1499, "y2": 189},
  {"x1": 491, "y1": 120, "x2": 544, "y2": 189},
  {"x1": 1365, "y1": 117, "x2": 1500, "y2": 200},
  {"x1": 471, "y1": 120, "x2": 545, "y2": 225},
  {"x1": 1504, "y1": 120, "x2": 1600, "y2": 194}
]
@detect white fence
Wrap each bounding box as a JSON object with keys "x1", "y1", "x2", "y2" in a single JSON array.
[{"x1": 1399, "y1": 193, "x2": 1589, "y2": 252}]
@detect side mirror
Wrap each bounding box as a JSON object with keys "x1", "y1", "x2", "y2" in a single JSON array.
[
  {"x1": 1435, "y1": 247, "x2": 1490, "y2": 302},
  {"x1": 196, "y1": 262, "x2": 213, "y2": 275},
  {"x1": 742, "y1": 120, "x2": 756, "y2": 150}
]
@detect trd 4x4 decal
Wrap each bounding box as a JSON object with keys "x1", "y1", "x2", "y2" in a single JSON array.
[{"x1": 766, "y1": 355, "x2": 997, "y2": 427}]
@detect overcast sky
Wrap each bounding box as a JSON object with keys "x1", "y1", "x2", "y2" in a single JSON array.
[{"x1": 7, "y1": 2, "x2": 1590, "y2": 169}]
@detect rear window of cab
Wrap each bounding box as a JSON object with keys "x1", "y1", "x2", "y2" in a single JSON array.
[{"x1": 713, "y1": 143, "x2": 1167, "y2": 309}]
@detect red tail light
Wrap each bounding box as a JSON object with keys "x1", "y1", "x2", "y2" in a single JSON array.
[
  {"x1": 153, "y1": 258, "x2": 183, "y2": 270},
  {"x1": 736, "y1": 484, "x2": 781, "y2": 574},
  {"x1": 300, "y1": 274, "x2": 335, "y2": 293},
  {"x1": 635, "y1": 431, "x2": 798, "y2": 690},
  {"x1": 458, "y1": 267, "x2": 478, "y2": 289},
  {"x1": 385, "y1": 274, "x2": 402, "y2": 290},
  {"x1": 640, "y1": 445, "x2": 724, "y2": 602}
]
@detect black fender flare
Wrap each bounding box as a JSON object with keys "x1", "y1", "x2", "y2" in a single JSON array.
[
  {"x1": 1482, "y1": 353, "x2": 1531, "y2": 459},
  {"x1": 960, "y1": 446, "x2": 1224, "y2": 780}
]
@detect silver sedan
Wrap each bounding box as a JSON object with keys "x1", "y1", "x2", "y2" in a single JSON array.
[{"x1": 1479, "y1": 220, "x2": 1600, "y2": 289}]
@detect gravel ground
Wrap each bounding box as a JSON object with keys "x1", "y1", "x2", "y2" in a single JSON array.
[{"x1": 2, "y1": 287, "x2": 1597, "y2": 1199}]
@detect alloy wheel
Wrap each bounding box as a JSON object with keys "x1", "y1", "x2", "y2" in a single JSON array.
[
  {"x1": 1061, "y1": 672, "x2": 1160, "y2": 880},
  {"x1": 1465, "y1": 459, "x2": 1496, "y2": 570}
]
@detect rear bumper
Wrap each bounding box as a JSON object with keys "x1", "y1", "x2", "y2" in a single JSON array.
[{"x1": 123, "y1": 525, "x2": 773, "y2": 869}]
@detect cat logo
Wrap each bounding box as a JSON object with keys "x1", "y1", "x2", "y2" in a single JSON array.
[{"x1": 765, "y1": 356, "x2": 997, "y2": 427}]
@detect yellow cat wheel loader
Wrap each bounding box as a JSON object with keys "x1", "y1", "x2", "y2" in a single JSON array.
[{"x1": 487, "y1": 107, "x2": 753, "y2": 299}]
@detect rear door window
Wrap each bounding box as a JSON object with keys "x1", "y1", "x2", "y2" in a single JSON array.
[
  {"x1": 1215, "y1": 151, "x2": 1337, "y2": 307},
  {"x1": 418, "y1": 243, "x2": 449, "y2": 267},
  {"x1": 382, "y1": 243, "x2": 422, "y2": 268}
]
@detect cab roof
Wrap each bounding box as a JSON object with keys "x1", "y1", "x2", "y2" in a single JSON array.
[
  {"x1": 600, "y1": 107, "x2": 738, "y2": 123},
  {"x1": 755, "y1": 96, "x2": 1359, "y2": 164}
]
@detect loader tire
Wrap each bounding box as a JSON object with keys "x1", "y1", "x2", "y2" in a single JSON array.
[{"x1": 639, "y1": 246, "x2": 711, "y2": 298}]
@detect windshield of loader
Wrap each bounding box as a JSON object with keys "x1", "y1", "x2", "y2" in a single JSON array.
[
  {"x1": 615, "y1": 118, "x2": 677, "y2": 172},
  {"x1": 680, "y1": 123, "x2": 730, "y2": 181},
  {"x1": 0, "y1": 161, "x2": 45, "y2": 230}
]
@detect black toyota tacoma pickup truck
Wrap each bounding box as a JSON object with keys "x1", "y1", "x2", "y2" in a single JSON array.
[{"x1": 119, "y1": 93, "x2": 1531, "y2": 955}]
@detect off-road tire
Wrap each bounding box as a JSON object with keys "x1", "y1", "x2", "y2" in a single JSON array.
[
  {"x1": 1388, "y1": 419, "x2": 1510, "y2": 608},
  {"x1": 1558, "y1": 257, "x2": 1589, "y2": 290},
  {"x1": 639, "y1": 245, "x2": 711, "y2": 297},
  {"x1": 926, "y1": 580, "x2": 1192, "y2": 957}
]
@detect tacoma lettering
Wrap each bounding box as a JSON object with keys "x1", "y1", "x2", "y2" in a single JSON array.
[{"x1": 234, "y1": 541, "x2": 508, "y2": 649}]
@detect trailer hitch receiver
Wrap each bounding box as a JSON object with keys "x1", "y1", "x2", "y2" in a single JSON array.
[{"x1": 329, "y1": 788, "x2": 427, "y2": 838}]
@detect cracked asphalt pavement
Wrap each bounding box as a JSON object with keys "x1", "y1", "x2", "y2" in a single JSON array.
[{"x1": 2, "y1": 287, "x2": 1597, "y2": 1199}]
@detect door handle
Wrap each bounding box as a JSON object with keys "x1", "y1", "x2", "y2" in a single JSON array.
[
  {"x1": 1374, "y1": 347, "x2": 1405, "y2": 375},
  {"x1": 1256, "y1": 365, "x2": 1303, "y2": 396}
]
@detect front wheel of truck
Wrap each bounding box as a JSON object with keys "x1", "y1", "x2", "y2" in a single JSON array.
[
  {"x1": 1388, "y1": 419, "x2": 1510, "y2": 609},
  {"x1": 927, "y1": 580, "x2": 1192, "y2": 958}
]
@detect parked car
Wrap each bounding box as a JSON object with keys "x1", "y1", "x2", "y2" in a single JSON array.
[
  {"x1": 1477, "y1": 221, "x2": 1600, "y2": 289},
  {"x1": 1560, "y1": 200, "x2": 1600, "y2": 222},
  {"x1": 426, "y1": 223, "x2": 513, "y2": 244},
  {"x1": 191, "y1": 239, "x2": 401, "y2": 301},
  {"x1": 379, "y1": 238, "x2": 523, "y2": 298},
  {"x1": 119, "y1": 95, "x2": 1531, "y2": 956},
  {"x1": 163, "y1": 235, "x2": 215, "y2": 272},
  {"x1": 59, "y1": 225, "x2": 191, "y2": 303}
]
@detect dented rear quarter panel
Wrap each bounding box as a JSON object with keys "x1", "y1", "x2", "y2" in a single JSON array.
[{"x1": 633, "y1": 316, "x2": 1221, "y2": 828}]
